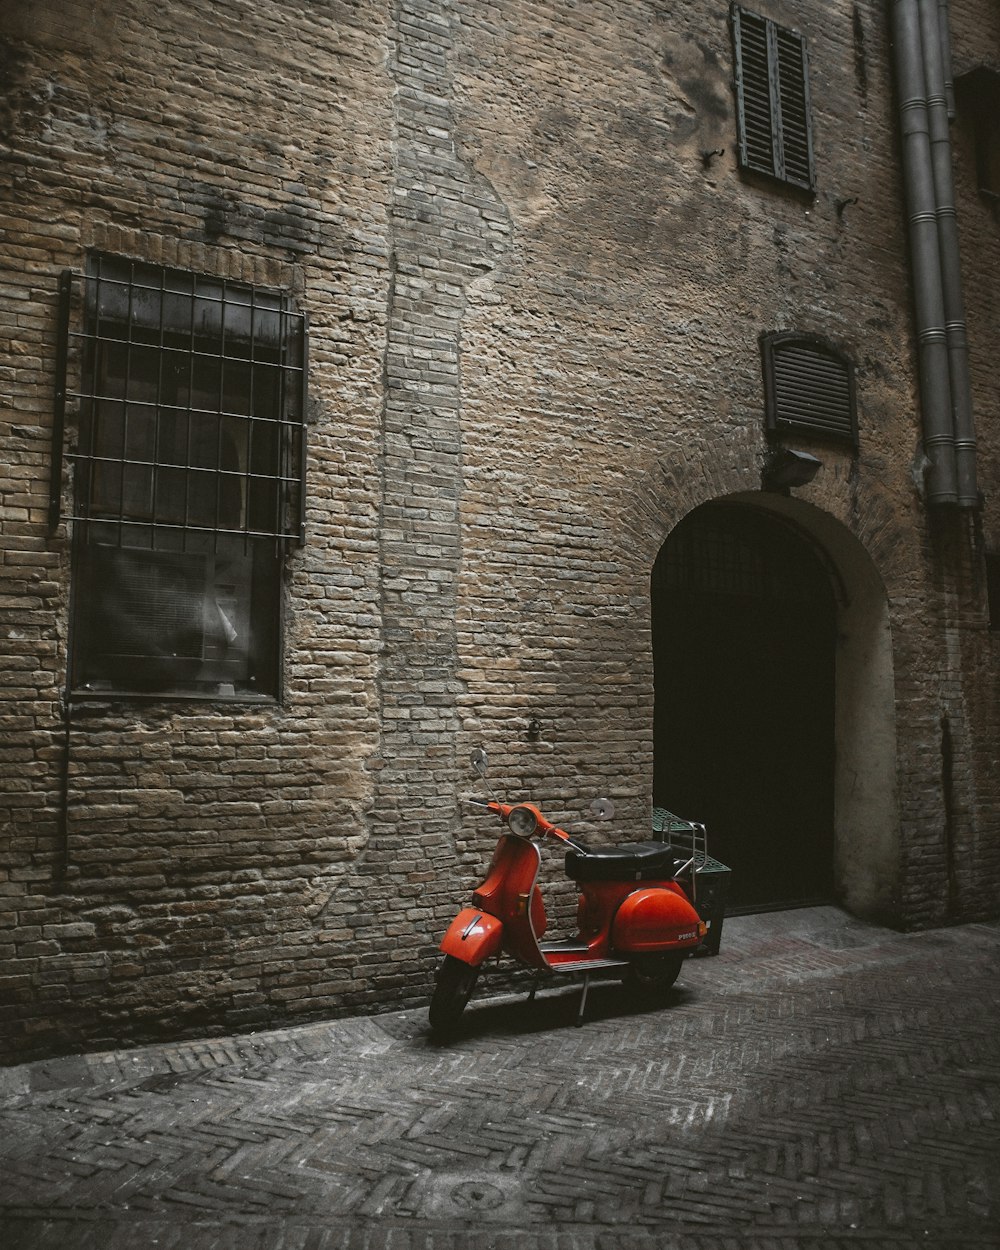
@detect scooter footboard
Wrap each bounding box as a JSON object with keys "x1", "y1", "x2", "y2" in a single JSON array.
[{"x1": 439, "y1": 908, "x2": 503, "y2": 966}]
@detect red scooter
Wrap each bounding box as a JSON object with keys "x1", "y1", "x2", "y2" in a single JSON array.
[{"x1": 429, "y1": 750, "x2": 707, "y2": 1031}]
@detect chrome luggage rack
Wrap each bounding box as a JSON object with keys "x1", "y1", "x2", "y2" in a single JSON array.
[
  {"x1": 651, "y1": 808, "x2": 731, "y2": 956},
  {"x1": 651, "y1": 807, "x2": 708, "y2": 892}
]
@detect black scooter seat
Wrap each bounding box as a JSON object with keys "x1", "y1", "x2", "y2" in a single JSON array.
[{"x1": 564, "y1": 840, "x2": 684, "y2": 883}]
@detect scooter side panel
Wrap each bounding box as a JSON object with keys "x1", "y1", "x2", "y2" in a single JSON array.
[
  {"x1": 612, "y1": 887, "x2": 705, "y2": 953},
  {"x1": 439, "y1": 908, "x2": 504, "y2": 966}
]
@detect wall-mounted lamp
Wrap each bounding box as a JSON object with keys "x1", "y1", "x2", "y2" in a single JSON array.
[
  {"x1": 526, "y1": 717, "x2": 542, "y2": 742},
  {"x1": 762, "y1": 447, "x2": 823, "y2": 491}
]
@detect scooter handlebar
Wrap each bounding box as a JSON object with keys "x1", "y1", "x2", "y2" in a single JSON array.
[{"x1": 464, "y1": 796, "x2": 586, "y2": 850}]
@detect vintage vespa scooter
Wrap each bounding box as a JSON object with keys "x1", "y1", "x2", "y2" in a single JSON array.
[{"x1": 429, "y1": 750, "x2": 707, "y2": 1031}]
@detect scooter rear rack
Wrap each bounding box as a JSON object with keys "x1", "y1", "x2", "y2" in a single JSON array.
[{"x1": 651, "y1": 808, "x2": 709, "y2": 901}]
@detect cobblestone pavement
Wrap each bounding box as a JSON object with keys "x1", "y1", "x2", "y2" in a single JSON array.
[{"x1": 1, "y1": 907, "x2": 998, "y2": 1250}]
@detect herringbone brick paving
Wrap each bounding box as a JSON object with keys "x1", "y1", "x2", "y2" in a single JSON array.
[{"x1": 0, "y1": 908, "x2": 997, "y2": 1249}]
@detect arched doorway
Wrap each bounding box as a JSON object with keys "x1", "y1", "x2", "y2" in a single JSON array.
[{"x1": 652, "y1": 503, "x2": 838, "y2": 910}]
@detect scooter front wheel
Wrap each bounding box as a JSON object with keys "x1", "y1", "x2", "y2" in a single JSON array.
[{"x1": 429, "y1": 955, "x2": 479, "y2": 1032}]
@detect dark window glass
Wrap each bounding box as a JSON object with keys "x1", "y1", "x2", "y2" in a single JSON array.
[
  {"x1": 732, "y1": 5, "x2": 815, "y2": 192},
  {"x1": 761, "y1": 332, "x2": 857, "y2": 448},
  {"x1": 955, "y1": 67, "x2": 1000, "y2": 204},
  {"x1": 58, "y1": 256, "x2": 307, "y2": 700},
  {"x1": 986, "y1": 552, "x2": 1000, "y2": 631}
]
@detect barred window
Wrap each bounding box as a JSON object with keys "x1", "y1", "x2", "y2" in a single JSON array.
[
  {"x1": 731, "y1": 5, "x2": 815, "y2": 192},
  {"x1": 53, "y1": 255, "x2": 307, "y2": 700},
  {"x1": 761, "y1": 332, "x2": 857, "y2": 448}
]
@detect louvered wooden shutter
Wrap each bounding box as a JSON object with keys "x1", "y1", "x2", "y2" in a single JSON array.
[
  {"x1": 732, "y1": 5, "x2": 815, "y2": 192},
  {"x1": 762, "y1": 333, "x2": 858, "y2": 447}
]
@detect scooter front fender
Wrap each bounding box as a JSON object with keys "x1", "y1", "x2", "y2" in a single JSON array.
[{"x1": 439, "y1": 907, "x2": 504, "y2": 966}]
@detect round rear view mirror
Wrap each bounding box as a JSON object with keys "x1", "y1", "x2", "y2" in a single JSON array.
[
  {"x1": 470, "y1": 747, "x2": 488, "y2": 776},
  {"x1": 591, "y1": 797, "x2": 615, "y2": 821}
]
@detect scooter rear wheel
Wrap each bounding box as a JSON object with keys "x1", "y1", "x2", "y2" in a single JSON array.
[
  {"x1": 429, "y1": 955, "x2": 479, "y2": 1032},
  {"x1": 624, "y1": 952, "x2": 684, "y2": 997}
]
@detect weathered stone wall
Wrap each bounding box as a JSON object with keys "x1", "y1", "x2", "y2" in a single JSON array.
[
  {"x1": 1, "y1": 0, "x2": 998, "y2": 1063},
  {"x1": 446, "y1": 0, "x2": 996, "y2": 931},
  {"x1": 0, "y1": 0, "x2": 394, "y2": 1057}
]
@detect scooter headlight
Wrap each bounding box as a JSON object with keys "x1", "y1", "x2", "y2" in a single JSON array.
[{"x1": 507, "y1": 804, "x2": 539, "y2": 838}]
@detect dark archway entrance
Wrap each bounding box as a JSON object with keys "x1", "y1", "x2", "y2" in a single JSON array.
[{"x1": 652, "y1": 503, "x2": 837, "y2": 910}]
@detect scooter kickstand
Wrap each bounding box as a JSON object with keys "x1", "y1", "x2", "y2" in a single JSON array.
[
  {"x1": 575, "y1": 972, "x2": 591, "y2": 1028},
  {"x1": 527, "y1": 974, "x2": 540, "y2": 1004}
]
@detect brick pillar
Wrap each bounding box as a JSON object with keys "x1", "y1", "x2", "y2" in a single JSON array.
[{"x1": 324, "y1": 0, "x2": 510, "y2": 1001}]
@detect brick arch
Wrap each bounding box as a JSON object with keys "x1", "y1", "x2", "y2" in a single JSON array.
[
  {"x1": 628, "y1": 429, "x2": 769, "y2": 568},
  {"x1": 630, "y1": 431, "x2": 917, "y2": 594}
]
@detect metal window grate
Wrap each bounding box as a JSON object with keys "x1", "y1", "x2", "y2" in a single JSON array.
[
  {"x1": 732, "y1": 4, "x2": 815, "y2": 192},
  {"x1": 654, "y1": 507, "x2": 835, "y2": 604},
  {"x1": 762, "y1": 331, "x2": 858, "y2": 447},
  {"x1": 52, "y1": 256, "x2": 307, "y2": 550}
]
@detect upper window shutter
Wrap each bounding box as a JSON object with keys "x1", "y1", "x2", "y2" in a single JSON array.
[
  {"x1": 774, "y1": 25, "x2": 814, "y2": 188},
  {"x1": 762, "y1": 332, "x2": 858, "y2": 448},
  {"x1": 732, "y1": 5, "x2": 815, "y2": 192}
]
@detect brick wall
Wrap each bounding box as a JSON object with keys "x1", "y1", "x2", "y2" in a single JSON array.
[
  {"x1": 1, "y1": 0, "x2": 394, "y2": 1057},
  {"x1": 947, "y1": 0, "x2": 1000, "y2": 923},
  {"x1": 1, "y1": 0, "x2": 998, "y2": 1063}
]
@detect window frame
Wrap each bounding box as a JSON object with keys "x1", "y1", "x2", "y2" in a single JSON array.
[
  {"x1": 731, "y1": 4, "x2": 816, "y2": 194},
  {"x1": 53, "y1": 255, "x2": 308, "y2": 704}
]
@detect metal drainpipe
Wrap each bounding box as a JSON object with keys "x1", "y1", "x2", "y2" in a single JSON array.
[
  {"x1": 892, "y1": 0, "x2": 958, "y2": 506},
  {"x1": 938, "y1": 0, "x2": 955, "y2": 118},
  {"x1": 920, "y1": 0, "x2": 979, "y2": 506}
]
